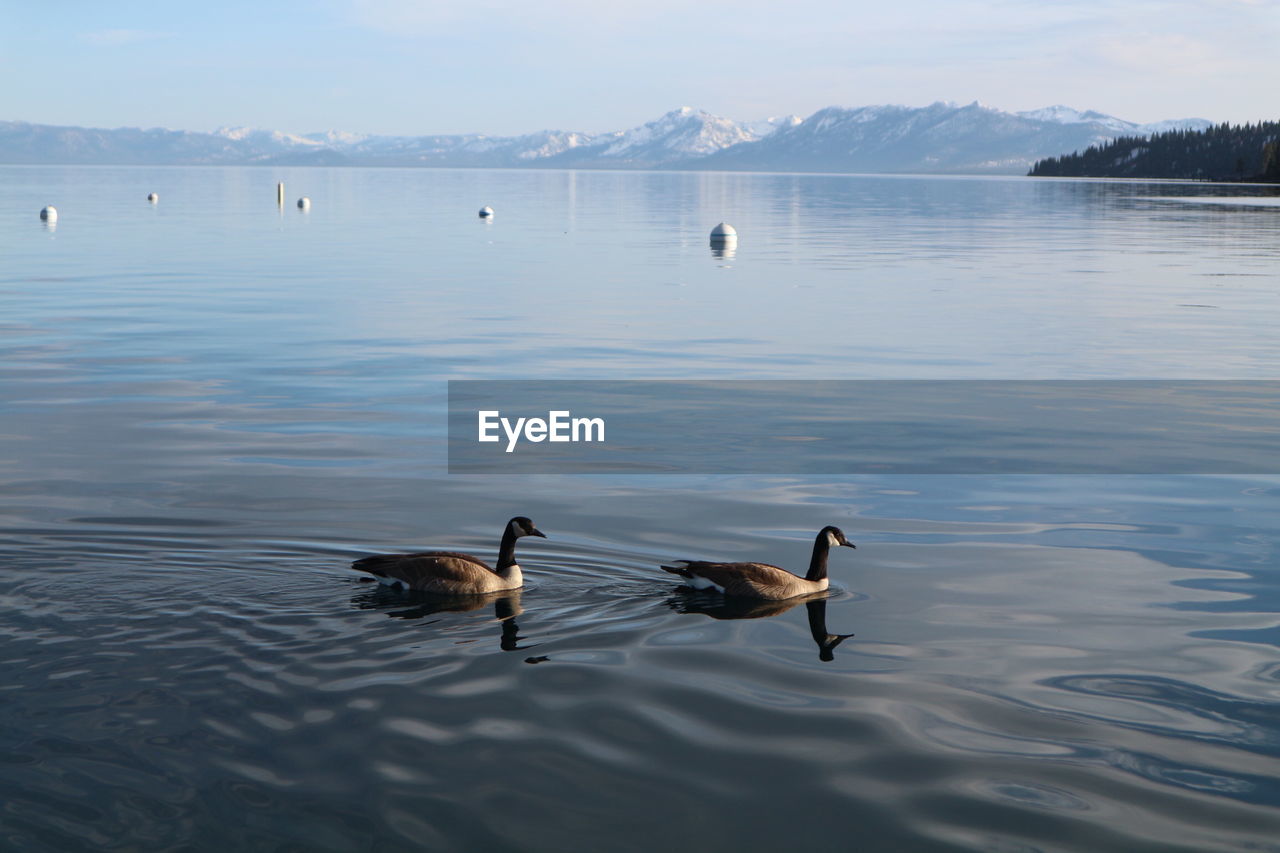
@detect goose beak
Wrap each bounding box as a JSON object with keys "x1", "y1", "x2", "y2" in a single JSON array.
[
  {"x1": 843, "y1": 541, "x2": 857, "y2": 549},
  {"x1": 530, "y1": 528, "x2": 547, "y2": 538}
]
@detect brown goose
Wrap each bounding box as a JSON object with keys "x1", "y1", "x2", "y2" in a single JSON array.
[
  {"x1": 661, "y1": 526, "x2": 856, "y2": 600},
  {"x1": 352, "y1": 516, "x2": 546, "y2": 594}
]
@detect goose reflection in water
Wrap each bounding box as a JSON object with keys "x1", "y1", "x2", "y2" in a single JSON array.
[
  {"x1": 667, "y1": 591, "x2": 855, "y2": 661},
  {"x1": 351, "y1": 587, "x2": 528, "y2": 651}
]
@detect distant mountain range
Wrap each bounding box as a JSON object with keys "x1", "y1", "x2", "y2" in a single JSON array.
[{"x1": 0, "y1": 103, "x2": 1212, "y2": 174}]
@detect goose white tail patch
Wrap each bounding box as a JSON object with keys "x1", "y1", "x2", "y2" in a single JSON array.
[
  {"x1": 377, "y1": 576, "x2": 408, "y2": 590},
  {"x1": 686, "y1": 574, "x2": 725, "y2": 593}
]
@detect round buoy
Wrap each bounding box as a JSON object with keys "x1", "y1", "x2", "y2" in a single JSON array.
[
  {"x1": 710, "y1": 222, "x2": 737, "y2": 241},
  {"x1": 40, "y1": 206, "x2": 57, "y2": 222},
  {"x1": 478, "y1": 206, "x2": 494, "y2": 218},
  {"x1": 297, "y1": 197, "x2": 311, "y2": 210},
  {"x1": 147, "y1": 192, "x2": 159, "y2": 203}
]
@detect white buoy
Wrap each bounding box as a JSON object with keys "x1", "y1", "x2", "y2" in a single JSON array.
[
  {"x1": 277, "y1": 183, "x2": 285, "y2": 207},
  {"x1": 710, "y1": 222, "x2": 737, "y2": 242},
  {"x1": 478, "y1": 206, "x2": 494, "y2": 218},
  {"x1": 40, "y1": 206, "x2": 57, "y2": 222},
  {"x1": 297, "y1": 197, "x2": 311, "y2": 210},
  {"x1": 147, "y1": 192, "x2": 159, "y2": 203}
]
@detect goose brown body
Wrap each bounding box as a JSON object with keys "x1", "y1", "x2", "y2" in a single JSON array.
[
  {"x1": 353, "y1": 517, "x2": 545, "y2": 594},
  {"x1": 662, "y1": 526, "x2": 856, "y2": 601}
]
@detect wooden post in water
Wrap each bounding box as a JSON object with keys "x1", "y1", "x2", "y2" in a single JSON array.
[{"x1": 277, "y1": 183, "x2": 285, "y2": 207}]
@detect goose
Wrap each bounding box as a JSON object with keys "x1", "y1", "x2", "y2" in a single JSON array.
[
  {"x1": 352, "y1": 516, "x2": 546, "y2": 594},
  {"x1": 661, "y1": 526, "x2": 855, "y2": 600}
]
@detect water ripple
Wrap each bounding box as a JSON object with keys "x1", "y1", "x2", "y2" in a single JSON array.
[{"x1": 5, "y1": 167, "x2": 1280, "y2": 850}]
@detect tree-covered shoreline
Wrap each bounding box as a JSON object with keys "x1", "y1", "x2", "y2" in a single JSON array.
[{"x1": 1029, "y1": 121, "x2": 1280, "y2": 182}]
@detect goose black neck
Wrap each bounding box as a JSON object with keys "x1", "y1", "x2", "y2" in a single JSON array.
[
  {"x1": 497, "y1": 527, "x2": 520, "y2": 570},
  {"x1": 806, "y1": 532, "x2": 831, "y2": 582},
  {"x1": 496, "y1": 525, "x2": 522, "y2": 563}
]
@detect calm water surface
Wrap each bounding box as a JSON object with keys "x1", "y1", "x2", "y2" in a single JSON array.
[{"x1": 2, "y1": 166, "x2": 1279, "y2": 851}]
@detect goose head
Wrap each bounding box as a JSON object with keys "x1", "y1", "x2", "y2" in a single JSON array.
[
  {"x1": 508, "y1": 516, "x2": 547, "y2": 539},
  {"x1": 820, "y1": 526, "x2": 856, "y2": 549}
]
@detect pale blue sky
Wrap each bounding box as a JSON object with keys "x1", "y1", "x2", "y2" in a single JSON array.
[{"x1": 3, "y1": 0, "x2": 1277, "y2": 135}]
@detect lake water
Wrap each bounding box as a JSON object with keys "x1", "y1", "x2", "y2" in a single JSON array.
[{"x1": 2, "y1": 166, "x2": 1279, "y2": 852}]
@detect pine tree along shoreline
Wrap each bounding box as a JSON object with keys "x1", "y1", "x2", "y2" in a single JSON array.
[{"x1": 1029, "y1": 121, "x2": 1280, "y2": 182}]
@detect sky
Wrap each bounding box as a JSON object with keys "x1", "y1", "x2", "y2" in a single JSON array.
[{"x1": 2, "y1": 0, "x2": 1277, "y2": 136}]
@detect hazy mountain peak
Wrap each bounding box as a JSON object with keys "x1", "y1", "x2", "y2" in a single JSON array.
[
  {"x1": 1016, "y1": 105, "x2": 1135, "y2": 133},
  {"x1": 1134, "y1": 117, "x2": 1215, "y2": 134},
  {"x1": 746, "y1": 114, "x2": 803, "y2": 137},
  {"x1": 1016, "y1": 105, "x2": 1213, "y2": 136},
  {"x1": 215, "y1": 126, "x2": 323, "y2": 148},
  {"x1": 1, "y1": 103, "x2": 1222, "y2": 173},
  {"x1": 301, "y1": 129, "x2": 370, "y2": 146},
  {"x1": 596, "y1": 106, "x2": 763, "y2": 160}
]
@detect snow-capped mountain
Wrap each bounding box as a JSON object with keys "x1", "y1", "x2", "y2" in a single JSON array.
[
  {"x1": 1016, "y1": 105, "x2": 1211, "y2": 137},
  {"x1": 1016, "y1": 106, "x2": 1136, "y2": 133},
  {"x1": 312, "y1": 128, "x2": 602, "y2": 166},
  {"x1": 590, "y1": 107, "x2": 775, "y2": 162},
  {"x1": 215, "y1": 126, "x2": 327, "y2": 148},
  {"x1": 0, "y1": 120, "x2": 295, "y2": 165},
  {"x1": 288, "y1": 108, "x2": 791, "y2": 168},
  {"x1": 1133, "y1": 117, "x2": 1215, "y2": 135},
  {"x1": 746, "y1": 115, "x2": 805, "y2": 137},
  {"x1": 697, "y1": 101, "x2": 1215, "y2": 173},
  {"x1": 0, "y1": 104, "x2": 1221, "y2": 173},
  {"x1": 298, "y1": 129, "x2": 371, "y2": 147}
]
